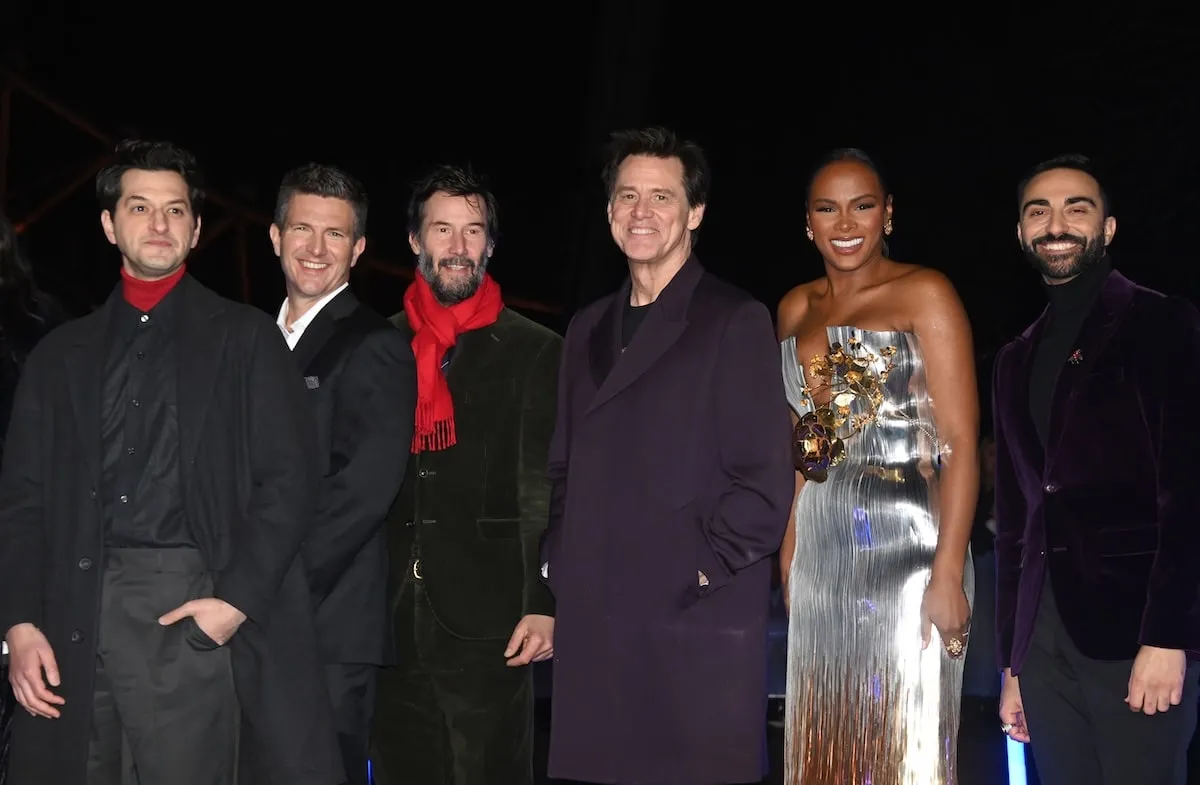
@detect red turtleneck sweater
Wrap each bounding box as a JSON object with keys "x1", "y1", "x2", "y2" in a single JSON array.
[{"x1": 122, "y1": 265, "x2": 187, "y2": 312}]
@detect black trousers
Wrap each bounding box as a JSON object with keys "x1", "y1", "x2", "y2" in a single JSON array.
[
  {"x1": 1020, "y1": 581, "x2": 1199, "y2": 785},
  {"x1": 370, "y1": 574, "x2": 534, "y2": 785},
  {"x1": 86, "y1": 548, "x2": 239, "y2": 785},
  {"x1": 325, "y1": 663, "x2": 376, "y2": 785}
]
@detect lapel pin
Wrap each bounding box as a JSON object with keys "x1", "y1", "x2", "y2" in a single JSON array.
[
  {"x1": 1067, "y1": 349, "x2": 1083, "y2": 366},
  {"x1": 304, "y1": 376, "x2": 320, "y2": 389}
]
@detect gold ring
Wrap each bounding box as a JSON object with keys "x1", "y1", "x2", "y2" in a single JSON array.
[{"x1": 944, "y1": 637, "x2": 966, "y2": 658}]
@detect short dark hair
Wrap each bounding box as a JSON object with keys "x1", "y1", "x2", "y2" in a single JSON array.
[
  {"x1": 805, "y1": 147, "x2": 890, "y2": 204},
  {"x1": 601, "y1": 126, "x2": 710, "y2": 209},
  {"x1": 406, "y1": 164, "x2": 499, "y2": 244},
  {"x1": 96, "y1": 139, "x2": 205, "y2": 217},
  {"x1": 274, "y1": 163, "x2": 369, "y2": 239},
  {"x1": 1016, "y1": 153, "x2": 1110, "y2": 217}
]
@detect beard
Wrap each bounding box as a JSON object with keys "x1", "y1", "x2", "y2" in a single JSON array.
[
  {"x1": 1022, "y1": 231, "x2": 1106, "y2": 281},
  {"x1": 417, "y1": 250, "x2": 490, "y2": 305}
]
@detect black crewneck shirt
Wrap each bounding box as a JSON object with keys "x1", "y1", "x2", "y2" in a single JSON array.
[{"x1": 1028, "y1": 257, "x2": 1112, "y2": 444}]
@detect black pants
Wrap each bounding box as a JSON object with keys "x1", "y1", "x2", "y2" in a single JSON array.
[
  {"x1": 370, "y1": 574, "x2": 534, "y2": 785},
  {"x1": 86, "y1": 548, "x2": 239, "y2": 785},
  {"x1": 325, "y1": 663, "x2": 376, "y2": 785},
  {"x1": 1020, "y1": 582, "x2": 1199, "y2": 785}
]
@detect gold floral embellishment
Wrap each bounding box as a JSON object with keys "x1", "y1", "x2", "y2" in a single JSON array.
[{"x1": 793, "y1": 336, "x2": 897, "y2": 483}]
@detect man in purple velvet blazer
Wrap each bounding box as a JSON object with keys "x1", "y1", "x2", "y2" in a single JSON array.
[
  {"x1": 992, "y1": 154, "x2": 1200, "y2": 784},
  {"x1": 539, "y1": 127, "x2": 794, "y2": 785}
]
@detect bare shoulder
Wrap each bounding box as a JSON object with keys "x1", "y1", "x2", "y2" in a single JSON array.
[
  {"x1": 777, "y1": 278, "x2": 822, "y2": 339},
  {"x1": 892, "y1": 265, "x2": 967, "y2": 321}
]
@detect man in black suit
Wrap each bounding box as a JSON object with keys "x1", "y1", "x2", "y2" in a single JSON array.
[
  {"x1": 269, "y1": 163, "x2": 416, "y2": 785},
  {"x1": 370, "y1": 165, "x2": 560, "y2": 785},
  {"x1": 0, "y1": 140, "x2": 343, "y2": 785}
]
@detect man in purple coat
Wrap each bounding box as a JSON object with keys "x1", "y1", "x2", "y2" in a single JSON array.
[
  {"x1": 993, "y1": 154, "x2": 1200, "y2": 784},
  {"x1": 540, "y1": 126, "x2": 795, "y2": 784}
]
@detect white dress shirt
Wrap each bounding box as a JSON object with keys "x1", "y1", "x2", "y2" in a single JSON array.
[{"x1": 276, "y1": 282, "x2": 350, "y2": 351}]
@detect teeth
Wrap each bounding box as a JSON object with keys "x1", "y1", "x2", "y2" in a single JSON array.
[
  {"x1": 831, "y1": 238, "x2": 864, "y2": 248},
  {"x1": 301, "y1": 262, "x2": 327, "y2": 270},
  {"x1": 630, "y1": 228, "x2": 654, "y2": 235},
  {"x1": 1041, "y1": 242, "x2": 1077, "y2": 251}
]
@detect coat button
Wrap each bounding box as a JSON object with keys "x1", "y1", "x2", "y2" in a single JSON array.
[
  {"x1": 89, "y1": 488, "x2": 97, "y2": 500},
  {"x1": 78, "y1": 557, "x2": 92, "y2": 570},
  {"x1": 1044, "y1": 483, "x2": 1058, "y2": 493},
  {"x1": 70, "y1": 630, "x2": 83, "y2": 643}
]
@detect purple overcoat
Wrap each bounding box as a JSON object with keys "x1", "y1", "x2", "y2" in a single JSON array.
[
  {"x1": 541, "y1": 257, "x2": 795, "y2": 785},
  {"x1": 992, "y1": 269, "x2": 1200, "y2": 674}
]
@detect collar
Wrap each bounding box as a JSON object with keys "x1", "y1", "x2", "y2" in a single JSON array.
[{"x1": 277, "y1": 282, "x2": 350, "y2": 349}]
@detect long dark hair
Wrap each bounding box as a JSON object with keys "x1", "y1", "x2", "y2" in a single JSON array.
[{"x1": 0, "y1": 208, "x2": 56, "y2": 355}]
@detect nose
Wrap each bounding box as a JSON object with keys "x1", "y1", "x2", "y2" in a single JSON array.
[
  {"x1": 448, "y1": 230, "x2": 468, "y2": 256},
  {"x1": 150, "y1": 208, "x2": 169, "y2": 233},
  {"x1": 305, "y1": 231, "x2": 328, "y2": 257},
  {"x1": 835, "y1": 211, "x2": 856, "y2": 233},
  {"x1": 630, "y1": 196, "x2": 652, "y2": 219},
  {"x1": 1047, "y1": 209, "x2": 1069, "y2": 236}
]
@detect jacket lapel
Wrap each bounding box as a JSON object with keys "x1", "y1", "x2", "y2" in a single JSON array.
[
  {"x1": 1045, "y1": 270, "x2": 1135, "y2": 463},
  {"x1": 291, "y1": 289, "x2": 359, "y2": 373},
  {"x1": 64, "y1": 306, "x2": 112, "y2": 485},
  {"x1": 178, "y1": 277, "x2": 227, "y2": 481},
  {"x1": 585, "y1": 256, "x2": 701, "y2": 414},
  {"x1": 1003, "y1": 321, "x2": 1047, "y2": 479}
]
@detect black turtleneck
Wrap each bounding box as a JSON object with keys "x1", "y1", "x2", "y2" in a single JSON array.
[{"x1": 1028, "y1": 256, "x2": 1112, "y2": 444}]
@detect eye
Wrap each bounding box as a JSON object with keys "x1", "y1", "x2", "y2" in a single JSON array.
[{"x1": 856, "y1": 203, "x2": 876, "y2": 211}]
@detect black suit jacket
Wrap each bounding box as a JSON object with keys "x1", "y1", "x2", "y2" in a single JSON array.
[
  {"x1": 384, "y1": 307, "x2": 559, "y2": 641},
  {"x1": 288, "y1": 288, "x2": 415, "y2": 665},
  {"x1": 0, "y1": 276, "x2": 343, "y2": 785}
]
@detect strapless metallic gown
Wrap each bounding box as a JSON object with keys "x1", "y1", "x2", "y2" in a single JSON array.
[{"x1": 781, "y1": 327, "x2": 974, "y2": 785}]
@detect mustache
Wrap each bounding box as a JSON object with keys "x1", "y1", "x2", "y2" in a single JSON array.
[
  {"x1": 437, "y1": 255, "x2": 476, "y2": 269},
  {"x1": 1032, "y1": 232, "x2": 1087, "y2": 249}
]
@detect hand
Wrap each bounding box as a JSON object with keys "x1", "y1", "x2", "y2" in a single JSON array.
[
  {"x1": 505, "y1": 614, "x2": 554, "y2": 667},
  {"x1": 698, "y1": 570, "x2": 708, "y2": 588},
  {"x1": 6, "y1": 623, "x2": 64, "y2": 719},
  {"x1": 1126, "y1": 645, "x2": 1186, "y2": 715},
  {"x1": 921, "y1": 571, "x2": 970, "y2": 657},
  {"x1": 158, "y1": 598, "x2": 247, "y2": 645},
  {"x1": 999, "y1": 669, "x2": 1030, "y2": 743}
]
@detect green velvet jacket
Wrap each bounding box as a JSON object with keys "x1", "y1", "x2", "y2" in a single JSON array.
[{"x1": 385, "y1": 307, "x2": 560, "y2": 640}]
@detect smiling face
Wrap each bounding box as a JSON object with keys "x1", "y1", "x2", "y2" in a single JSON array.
[
  {"x1": 806, "y1": 160, "x2": 893, "y2": 272},
  {"x1": 606, "y1": 154, "x2": 704, "y2": 269},
  {"x1": 270, "y1": 193, "x2": 365, "y2": 310},
  {"x1": 100, "y1": 169, "x2": 201, "y2": 281},
  {"x1": 409, "y1": 191, "x2": 493, "y2": 305},
  {"x1": 1017, "y1": 167, "x2": 1115, "y2": 283}
]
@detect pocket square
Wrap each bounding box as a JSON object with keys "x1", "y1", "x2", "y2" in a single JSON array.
[{"x1": 304, "y1": 375, "x2": 320, "y2": 389}]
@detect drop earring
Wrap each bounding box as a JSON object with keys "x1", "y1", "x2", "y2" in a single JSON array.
[
  {"x1": 884, "y1": 220, "x2": 893, "y2": 236},
  {"x1": 806, "y1": 227, "x2": 814, "y2": 241}
]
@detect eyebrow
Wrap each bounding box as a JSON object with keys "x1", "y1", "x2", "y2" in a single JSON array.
[
  {"x1": 430, "y1": 220, "x2": 486, "y2": 228},
  {"x1": 1021, "y1": 195, "x2": 1098, "y2": 213},
  {"x1": 125, "y1": 194, "x2": 189, "y2": 208},
  {"x1": 811, "y1": 193, "x2": 876, "y2": 205}
]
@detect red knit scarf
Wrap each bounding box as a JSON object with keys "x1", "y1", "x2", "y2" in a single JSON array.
[
  {"x1": 121, "y1": 264, "x2": 186, "y2": 311},
  {"x1": 403, "y1": 272, "x2": 504, "y2": 453}
]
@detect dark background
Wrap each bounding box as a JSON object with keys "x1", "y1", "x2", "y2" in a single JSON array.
[{"x1": 3, "y1": 5, "x2": 1198, "y2": 784}]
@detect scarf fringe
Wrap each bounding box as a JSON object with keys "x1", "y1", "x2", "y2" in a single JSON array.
[{"x1": 411, "y1": 402, "x2": 457, "y2": 454}]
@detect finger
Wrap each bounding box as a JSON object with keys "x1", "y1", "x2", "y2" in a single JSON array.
[
  {"x1": 506, "y1": 641, "x2": 536, "y2": 667},
  {"x1": 503, "y1": 626, "x2": 526, "y2": 658},
  {"x1": 14, "y1": 676, "x2": 60, "y2": 718},
  {"x1": 1126, "y1": 685, "x2": 1144, "y2": 712},
  {"x1": 25, "y1": 667, "x2": 65, "y2": 706},
  {"x1": 920, "y1": 613, "x2": 932, "y2": 648},
  {"x1": 41, "y1": 647, "x2": 61, "y2": 688},
  {"x1": 1171, "y1": 685, "x2": 1183, "y2": 706},
  {"x1": 532, "y1": 649, "x2": 554, "y2": 663},
  {"x1": 158, "y1": 601, "x2": 195, "y2": 626}
]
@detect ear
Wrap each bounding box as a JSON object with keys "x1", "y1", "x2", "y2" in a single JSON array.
[
  {"x1": 408, "y1": 232, "x2": 422, "y2": 256},
  {"x1": 1015, "y1": 222, "x2": 1025, "y2": 247},
  {"x1": 350, "y1": 235, "x2": 366, "y2": 268},
  {"x1": 269, "y1": 223, "x2": 282, "y2": 257},
  {"x1": 189, "y1": 215, "x2": 202, "y2": 250},
  {"x1": 606, "y1": 200, "x2": 613, "y2": 225},
  {"x1": 100, "y1": 210, "x2": 117, "y2": 245},
  {"x1": 884, "y1": 194, "x2": 894, "y2": 225},
  {"x1": 686, "y1": 203, "x2": 706, "y2": 231},
  {"x1": 1102, "y1": 215, "x2": 1117, "y2": 246}
]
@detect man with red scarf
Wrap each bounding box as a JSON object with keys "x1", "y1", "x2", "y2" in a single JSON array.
[{"x1": 370, "y1": 164, "x2": 560, "y2": 785}]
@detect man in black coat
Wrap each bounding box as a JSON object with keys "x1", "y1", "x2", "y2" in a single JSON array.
[
  {"x1": 0, "y1": 139, "x2": 344, "y2": 785},
  {"x1": 269, "y1": 163, "x2": 416, "y2": 785}
]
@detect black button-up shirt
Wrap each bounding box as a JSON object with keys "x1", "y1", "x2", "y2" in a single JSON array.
[{"x1": 99, "y1": 284, "x2": 193, "y2": 548}]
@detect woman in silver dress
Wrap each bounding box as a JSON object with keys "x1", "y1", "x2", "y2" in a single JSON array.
[{"x1": 777, "y1": 149, "x2": 978, "y2": 785}]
